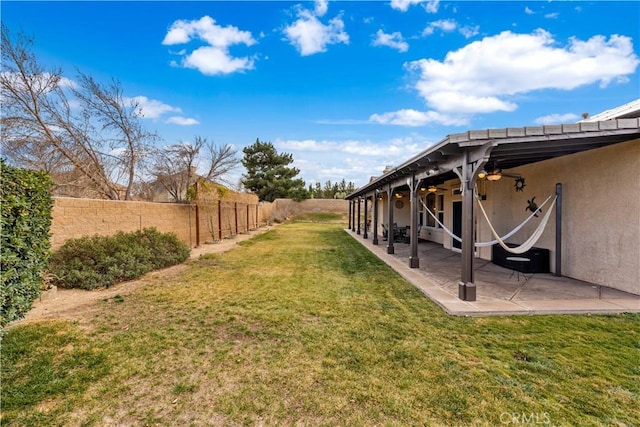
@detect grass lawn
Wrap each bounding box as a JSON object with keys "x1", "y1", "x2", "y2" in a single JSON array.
[{"x1": 2, "y1": 222, "x2": 639, "y2": 426}]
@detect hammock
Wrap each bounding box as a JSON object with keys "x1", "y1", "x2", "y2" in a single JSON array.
[
  {"x1": 418, "y1": 194, "x2": 556, "y2": 253},
  {"x1": 474, "y1": 194, "x2": 554, "y2": 247},
  {"x1": 419, "y1": 198, "x2": 462, "y2": 243},
  {"x1": 477, "y1": 194, "x2": 557, "y2": 254}
]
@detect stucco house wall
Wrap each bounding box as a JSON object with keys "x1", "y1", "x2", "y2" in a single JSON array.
[
  {"x1": 368, "y1": 139, "x2": 639, "y2": 295},
  {"x1": 480, "y1": 139, "x2": 639, "y2": 295},
  {"x1": 375, "y1": 194, "x2": 411, "y2": 237}
]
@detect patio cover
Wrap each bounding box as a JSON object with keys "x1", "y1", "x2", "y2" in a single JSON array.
[
  {"x1": 347, "y1": 119, "x2": 640, "y2": 198},
  {"x1": 346, "y1": 118, "x2": 640, "y2": 301}
]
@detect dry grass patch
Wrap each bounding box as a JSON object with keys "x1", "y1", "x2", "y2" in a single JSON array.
[{"x1": 2, "y1": 223, "x2": 639, "y2": 426}]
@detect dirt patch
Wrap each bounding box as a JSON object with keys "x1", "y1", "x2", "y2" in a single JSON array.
[{"x1": 13, "y1": 226, "x2": 275, "y2": 327}]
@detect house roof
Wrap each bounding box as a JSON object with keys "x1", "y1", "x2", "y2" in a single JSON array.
[
  {"x1": 346, "y1": 118, "x2": 640, "y2": 199},
  {"x1": 581, "y1": 98, "x2": 640, "y2": 122}
]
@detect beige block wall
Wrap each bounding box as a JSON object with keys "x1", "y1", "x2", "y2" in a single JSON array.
[
  {"x1": 51, "y1": 193, "x2": 265, "y2": 250},
  {"x1": 51, "y1": 198, "x2": 195, "y2": 250},
  {"x1": 259, "y1": 202, "x2": 274, "y2": 225},
  {"x1": 196, "y1": 199, "x2": 261, "y2": 244},
  {"x1": 193, "y1": 184, "x2": 261, "y2": 243},
  {"x1": 271, "y1": 198, "x2": 348, "y2": 221},
  {"x1": 50, "y1": 196, "x2": 342, "y2": 251}
]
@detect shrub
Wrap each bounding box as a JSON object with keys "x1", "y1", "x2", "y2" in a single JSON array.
[
  {"x1": 48, "y1": 228, "x2": 190, "y2": 290},
  {"x1": 1, "y1": 160, "x2": 54, "y2": 326}
]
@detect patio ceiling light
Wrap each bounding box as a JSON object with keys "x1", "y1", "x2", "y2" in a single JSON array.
[
  {"x1": 486, "y1": 169, "x2": 502, "y2": 181},
  {"x1": 394, "y1": 192, "x2": 403, "y2": 199},
  {"x1": 427, "y1": 186, "x2": 438, "y2": 193}
]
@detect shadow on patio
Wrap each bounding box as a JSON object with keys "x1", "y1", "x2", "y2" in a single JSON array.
[{"x1": 346, "y1": 229, "x2": 640, "y2": 316}]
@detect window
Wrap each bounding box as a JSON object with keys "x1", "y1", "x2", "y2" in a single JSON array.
[
  {"x1": 426, "y1": 193, "x2": 436, "y2": 227},
  {"x1": 420, "y1": 192, "x2": 445, "y2": 228},
  {"x1": 437, "y1": 194, "x2": 444, "y2": 229}
]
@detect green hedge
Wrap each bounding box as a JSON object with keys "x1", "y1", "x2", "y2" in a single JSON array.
[
  {"x1": 1, "y1": 160, "x2": 54, "y2": 327},
  {"x1": 48, "y1": 228, "x2": 190, "y2": 290}
]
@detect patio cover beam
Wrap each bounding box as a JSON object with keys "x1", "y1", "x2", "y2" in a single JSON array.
[
  {"x1": 453, "y1": 144, "x2": 493, "y2": 301},
  {"x1": 409, "y1": 174, "x2": 420, "y2": 268},
  {"x1": 386, "y1": 185, "x2": 395, "y2": 255},
  {"x1": 357, "y1": 197, "x2": 361, "y2": 235},
  {"x1": 373, "y1": 192, "x2": 379, "y2": 245},
  {"x1": 363, "y1": 195, "x2": 368, "y2": 239}
]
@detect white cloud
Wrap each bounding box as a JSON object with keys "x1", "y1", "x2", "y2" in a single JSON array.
[
  {"x1": 1, "y1": 72, "x2": 78, "y2": 93},
  {"x1": 275, "y1": 136, "x2": 432, "y2": 186},
  {"x1": 163, "y1": 15, "x2": 254, "y2": 47},
  {"x1": 276, "y1": 136, "x2": 426, "y2": 158},
  {"x1": 126, "y1": 97, "x2": 198, "y2": 125},
  {"x1": 525, "y1": 7, "x2": 535, "y2": 15},
  {"x1": 162, "y1": 16, "x2": 256, "y2": 75},
  {"x1": 545, "y1": 12, "x2": 559, "y2": 19},
  {"x1": 372, "y1": 29, "x2": 409, "y2": 52},
  {"x1": 314, "y1": 0, "x2": 328, "y2": 17},
  {"x1": 369, "y1": 109, "x2": 470, "y2": 126},
  {"x1": 183, "y1": 46, "x2": 255, "y2": 75},
  {"x1": 422, "y1": 19, "x2": 457, "y2": 36},
  {"x1": 424, "y1": 0, "x2": 440, "y2": 14},
  {"x1": 534, "y1": 113, "x2": 580, "y2": 125},
  {"x1": 423, "y1": 19, "x2": 479, "y2": 39},
  {"x1": 283, "y1": 5, "x2": 349, "y2": 56},
  {"x1": 390, "y1": 0, "x2": 439, "y2": 13},
  {"x1": 166, "y1": 116, "x2": 200, "y2": 126},
  {"x1": 424, "y1": 92, "x2": 517, "y2": 114},
  {"x1": 58, "y1": 76, "x2": 77, "y2": 89},
  {"x1": 277, "y1": 139, "x2": 335, "y2": 152},
  {"x1": 390, "y1": 0, "x2": 425, "y2": 12},
  {"x1": 459, "y1": 25, "x2": 480, "y2": 39},
  {"x1": 406, "y1": 30, "x2": 639, "y2": 114},
  {"x1": 128, "y1": 96, "x2": 181, "y2": 119},
  {"x1": 343, "y1": 140, "x2": 403, "y2": 156}
]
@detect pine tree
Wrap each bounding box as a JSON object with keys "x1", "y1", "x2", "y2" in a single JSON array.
[{"x1": 241, "y1": 139, "x2": 308, "y2": 202}]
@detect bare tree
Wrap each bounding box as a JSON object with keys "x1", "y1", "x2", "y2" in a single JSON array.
[
  {"x1": 202, "y1": 139, "x2": 239, "y2": 184},
  {"x1": 72, "y1": 73, "x2": 158, "y2": 200},
  {"x1": 149, "y1": 136, "x2": 239, "y2": 203},
  {"x1": 149, "y1": 141, "x2": 201, "y2": 203},
  {"x1": 1, "y1": 26, "x2": 156, "y2": 200}
]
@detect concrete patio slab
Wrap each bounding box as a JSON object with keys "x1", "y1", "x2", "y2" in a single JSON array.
[{"x1": 346, "y1": 229, "x2": 640, "y2": 316}]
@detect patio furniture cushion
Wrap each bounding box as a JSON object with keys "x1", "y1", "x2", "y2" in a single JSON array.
[{"x1": 492, "y1": 244, "x2": 549, "y2": 273}]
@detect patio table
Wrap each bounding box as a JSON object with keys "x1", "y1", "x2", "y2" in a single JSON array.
[{"x1": 506, "y1": 256, "x2": 531, "y2": 281}]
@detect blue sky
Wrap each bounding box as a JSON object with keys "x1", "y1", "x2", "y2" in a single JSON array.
[{"x1": 2, "y1": 0, "x2": 639, "y2": 188}]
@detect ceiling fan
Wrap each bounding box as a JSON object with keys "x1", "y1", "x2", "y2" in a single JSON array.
[
  {"x1": 478, "y1": 163, "x2": 526, "y2": 191},
  {"x1": 422, "y1": 185, "x2": 447, "y2": 193}
]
